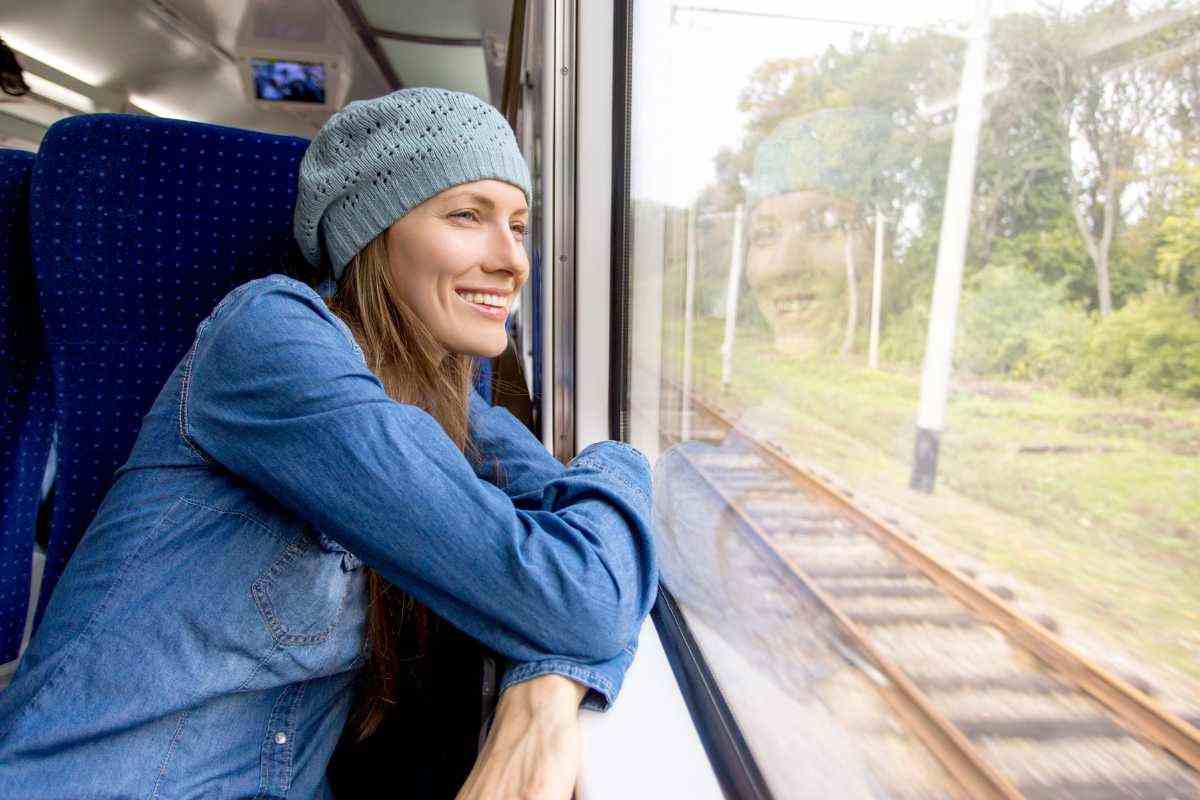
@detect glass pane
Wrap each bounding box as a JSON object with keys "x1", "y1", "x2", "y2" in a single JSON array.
[{"x1": 627, "y1": 2, "x2": 1200, "y2": 798}]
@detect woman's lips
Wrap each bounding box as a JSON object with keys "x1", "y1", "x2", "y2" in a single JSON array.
[
  {"x1": 455, "y1": 291, "x2": 508, "y2": 320},
  {"x1": 774, "y1": 292, "x2": 817, "y2": 314}
]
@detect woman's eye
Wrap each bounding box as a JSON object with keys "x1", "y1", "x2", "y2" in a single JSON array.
[
  {"x1": 451, "y1": 210, "x2": 479, "y2": 222},
  {"x1": 511, "y1": 224, "x2": 527, "y2": 238}
]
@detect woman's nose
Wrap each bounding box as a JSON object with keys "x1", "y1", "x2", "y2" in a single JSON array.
[
  {"x1": 483, "y1": 225, "x2": 529, "y2": 281},
  {"x1": 776, "y1": 229, "x2": 830, "y2": 273}
]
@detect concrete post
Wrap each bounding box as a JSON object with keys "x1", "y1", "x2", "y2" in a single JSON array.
[
  {"x1": 869, "y1": 206, "x2": 886, "y2": 370},
  {"x1": 721, "y1": 204, "x2": 745, "y2": 388},
  {"x1": 910, "y1": 0, "x2": 992, "y2": 492}
]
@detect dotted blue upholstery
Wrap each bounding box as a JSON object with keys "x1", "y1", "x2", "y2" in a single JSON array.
[
  {"x1": 0, "y1": 149, "x2": 52, "y2": 664},
  {"x1": 474, "y1": 357, "x2": 492, "y2": 401},
  {"x1": 27, "y1": 115, "x2": 311, "y2": 630},
  {"x1": 25, "y1": 114, "x2": 497, "y2": 635}
]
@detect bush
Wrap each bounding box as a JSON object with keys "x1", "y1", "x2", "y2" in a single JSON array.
[
  {"x1": 955, "y1": 264, "x2": 1080, "y2": 376},
  {"x1": 878, "y1": 265, "x2": 1081, "y2": 374},
  {"x1": 1013, "y1": 302, "x2": 1092, "y2": 382},
  {"x1": 878, "y1": 291, "x2": 930, "y2": 367},
  {"x1": 877, "y1": 266, "x2": 1200, "y2": 400},
  {"x1": 1068, "y1": 292, "x2": 1200, "y2": 399}
]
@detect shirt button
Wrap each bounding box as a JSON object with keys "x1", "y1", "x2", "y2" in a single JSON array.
[{"x1": 274, "y1": 732, "x2": 288, "y2": 745}]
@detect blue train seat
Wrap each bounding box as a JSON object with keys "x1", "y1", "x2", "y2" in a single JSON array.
[
  {"x1": 25, "y1": 115, "x2": 311, "y2": 630},
  {"x1": 0, "y1": 149, "x2": 53, "y2": 665},
  {"x1": 475, "y1": 353, "x2": 492, "y2": 400}
]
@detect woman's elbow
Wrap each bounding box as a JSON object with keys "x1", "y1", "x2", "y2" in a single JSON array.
[
  {"x1": 523, "y1": 504, "x2": 658, "y2": 660},
  {"x1": 529, "y1": 575, "x2": 646, "y2": 661},
  {"x1": 577, "y1": 562, "x2": 658, "y2": 659}
]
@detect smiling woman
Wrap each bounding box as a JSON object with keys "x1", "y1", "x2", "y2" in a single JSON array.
[{"x1": 0, "y1": 86, "x2": 659, "y2": 800}]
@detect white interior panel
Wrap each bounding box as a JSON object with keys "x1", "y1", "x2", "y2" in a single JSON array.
[
  {"x1": 578, "y1": 617, "x2": 724, "y2": 800},
  {"x1": 572, "y1": 0, "x2": 613, "y2": 451},
  {"x1": 378, "y1": 39, "x2": 489, "y2": 99}
]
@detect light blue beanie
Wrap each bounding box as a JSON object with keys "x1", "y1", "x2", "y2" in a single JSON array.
[
  {"x1": 293, "y1": 87, "x2": 532, "y2": 283},
  {"x1": 748, "y1": 107, "x2": 892, "y2": 209}
]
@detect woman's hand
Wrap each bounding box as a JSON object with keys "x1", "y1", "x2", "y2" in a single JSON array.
[{"x1": 455, "y1": 674, "x2": 588, "y2": 800}]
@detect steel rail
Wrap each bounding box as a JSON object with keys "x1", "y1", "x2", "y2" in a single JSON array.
[
  {"x1": 676, "y1": 450, "x2": 1023, "y2": 800},
  {"x1": 689, "y1": 393, "x2": 1200, "y2": 775}
]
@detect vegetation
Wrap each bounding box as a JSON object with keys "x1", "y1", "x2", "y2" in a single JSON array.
[
  {"x1": 658, "y1": 0, "x2": 1200, "y2": 690},
  {"x1": 696, "y1": 0, "x2": 1200, "y2": 399}
]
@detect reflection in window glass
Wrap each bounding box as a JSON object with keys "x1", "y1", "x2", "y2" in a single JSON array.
[{"x1": 628, "y1": 2, "x2": 1200, "y2": 797}]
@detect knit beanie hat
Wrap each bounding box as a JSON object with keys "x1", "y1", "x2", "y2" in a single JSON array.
[
  {"x1": 748, "y1": 107, "x2": 892, "y2": 209},
  {"x1": 293, "y1": 87, "x2": 532, "y2": 283}
]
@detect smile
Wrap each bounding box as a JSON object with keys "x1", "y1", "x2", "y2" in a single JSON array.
[
  {"x1": 774, "y1": 292, "x2": 816, "y2": 314},
  {"x1": 455, "y1": 289, "x2": 510, "y2": 320}
]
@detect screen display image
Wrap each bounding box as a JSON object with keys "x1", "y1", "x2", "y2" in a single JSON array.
[{"x1": 250, "y1": 58, "x2": 326, "y2": 104}]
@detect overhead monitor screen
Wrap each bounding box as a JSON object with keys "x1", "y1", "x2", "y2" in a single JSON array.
[{"x1": 250, "y1": 58, "x2": 326, "y2": 104}]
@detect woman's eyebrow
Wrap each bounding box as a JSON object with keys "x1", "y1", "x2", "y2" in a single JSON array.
[
  {"x1": 443, "y1": 191, "x2": 528, "y2": 216},
  {"x1": 442, "y1": 191, "x2": 495, "y2": 208}
]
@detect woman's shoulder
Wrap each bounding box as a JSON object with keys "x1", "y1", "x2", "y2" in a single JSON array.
[
  {"x1": 197, "y1": 273, "x2": 363, "y2": 361},
  {"x1": 212, "y1": 273, "x2": 323, "y2": 318}
]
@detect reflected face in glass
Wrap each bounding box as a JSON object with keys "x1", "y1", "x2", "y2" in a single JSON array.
[{"x1": 745, "y1": 189, "x2": 869, "y2": 355}]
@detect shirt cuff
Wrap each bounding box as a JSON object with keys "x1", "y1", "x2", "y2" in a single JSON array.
[{"x1": 497, "y1": 644, "x2": 638, "y2": 713}]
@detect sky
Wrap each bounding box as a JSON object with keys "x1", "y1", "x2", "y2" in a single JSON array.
[{"x1": 629, "y1": 0, "x2": 1103, "y2": 205}]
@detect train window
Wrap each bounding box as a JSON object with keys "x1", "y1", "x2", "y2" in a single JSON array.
[{"x1": 622, "y1": 1, "x2": 1200, "y2": 797}]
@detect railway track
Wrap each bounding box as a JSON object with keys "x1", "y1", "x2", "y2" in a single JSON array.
[{"x1": 671, "y1": 395, "x2": 1200, "y2": 800}]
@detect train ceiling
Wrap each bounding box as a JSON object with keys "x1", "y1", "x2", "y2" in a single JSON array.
[{"x1": 0, "y1": 0, "x2": 515, "y2": 149}]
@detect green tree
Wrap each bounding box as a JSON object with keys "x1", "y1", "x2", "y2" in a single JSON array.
[
  {"x1": 1157, "y1": 163, "x2": 1200, "y2": 295},
  {"x1": 1000, "y1": 2, "x2": 1200, "y2": 315}
]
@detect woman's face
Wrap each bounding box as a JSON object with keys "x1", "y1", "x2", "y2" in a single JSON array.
[
  {"x1": 745, "y1": 189, "x2": 868, "y2": 355},
  {"x1": 386, "y1": 179, "x2": 529, "y2": 358}
]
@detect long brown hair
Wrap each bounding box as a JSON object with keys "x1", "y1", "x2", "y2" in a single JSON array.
[{"x1": 322, "y1": 229, "x2": 481, "y2": 742}]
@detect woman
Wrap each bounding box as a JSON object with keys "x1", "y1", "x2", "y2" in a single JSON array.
[
  {"x1": 0, "y1": 88, "x2": 658, "y2": 798},
  {"x1": 742, "y1": 108, "x2": 891, "y2": 356}
]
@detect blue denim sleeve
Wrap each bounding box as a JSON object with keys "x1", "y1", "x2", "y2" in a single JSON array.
[
  {"x1": 467, "y1": 389, "x2": 565, "y2": 503},
  {"x1": 182, "y1": 276, "x2": 658, "y2": 711},
  {"x1": 467, "y1": 390, "x2": 652, "y2": 710}
]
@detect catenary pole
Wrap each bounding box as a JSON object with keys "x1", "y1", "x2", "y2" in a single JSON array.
[
  {"x1": 681, "y1": 205, "x2": 698, "y2": 442},
  {"x1": 869, "y1": 205, "x2": 885, "y2": 369},
  {"x1": 910, "y1": 0, "x2": 991, "y2": 492},
  {"x1": 721, "y1": 204, "x2": 745, "y2": 388}
]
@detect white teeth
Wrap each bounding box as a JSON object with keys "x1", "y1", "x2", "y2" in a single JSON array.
[
  {"x1": 459, "y1": 291, "x2": 507, "y2": 308},
  {"x1": 777, "y1": 296, "x2": 815, "y2": 313}
]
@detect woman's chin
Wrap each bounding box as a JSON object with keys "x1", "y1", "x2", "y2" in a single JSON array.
[
  {"x1": 446, "y1": 332, "x2": 507, "y2": 359},
  {"x1": 771, "y1": 330, "x2": 824, "y2": 357}
]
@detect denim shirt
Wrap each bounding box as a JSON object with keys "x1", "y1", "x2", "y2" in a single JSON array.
[{"x1": 0, "y1": 274, "x2": 658, "y2": 799}]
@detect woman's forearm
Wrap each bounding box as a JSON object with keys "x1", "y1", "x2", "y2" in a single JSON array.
[
  {"x1": 456, "y1": 675, "x2": 587, "y2": 800},
  {"x1": 469, "y1": 389, "x2": 656, "y2": 711},
  {"x1": 468, "y1": 390, "x2": 566, "y2": 501}
]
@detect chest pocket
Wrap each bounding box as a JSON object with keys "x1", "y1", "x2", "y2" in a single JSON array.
[{"x1": 252, "y1": 525, "x2": 365, "y2": 646}]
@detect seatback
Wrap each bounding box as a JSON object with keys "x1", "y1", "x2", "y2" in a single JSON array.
[
  {"x1": 0, "y1": 148, "x2": 53, "y2": 664},
  {"x1": 27, "y1": 115, "x2": 311, "y2": 628},
  {"x1": 25, "y1": 114, "x2": 496, "y2": 630}
]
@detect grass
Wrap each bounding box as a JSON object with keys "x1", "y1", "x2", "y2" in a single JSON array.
[{"x1": 669, "y1": 317, "x2": 1200, "y2": 695}]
